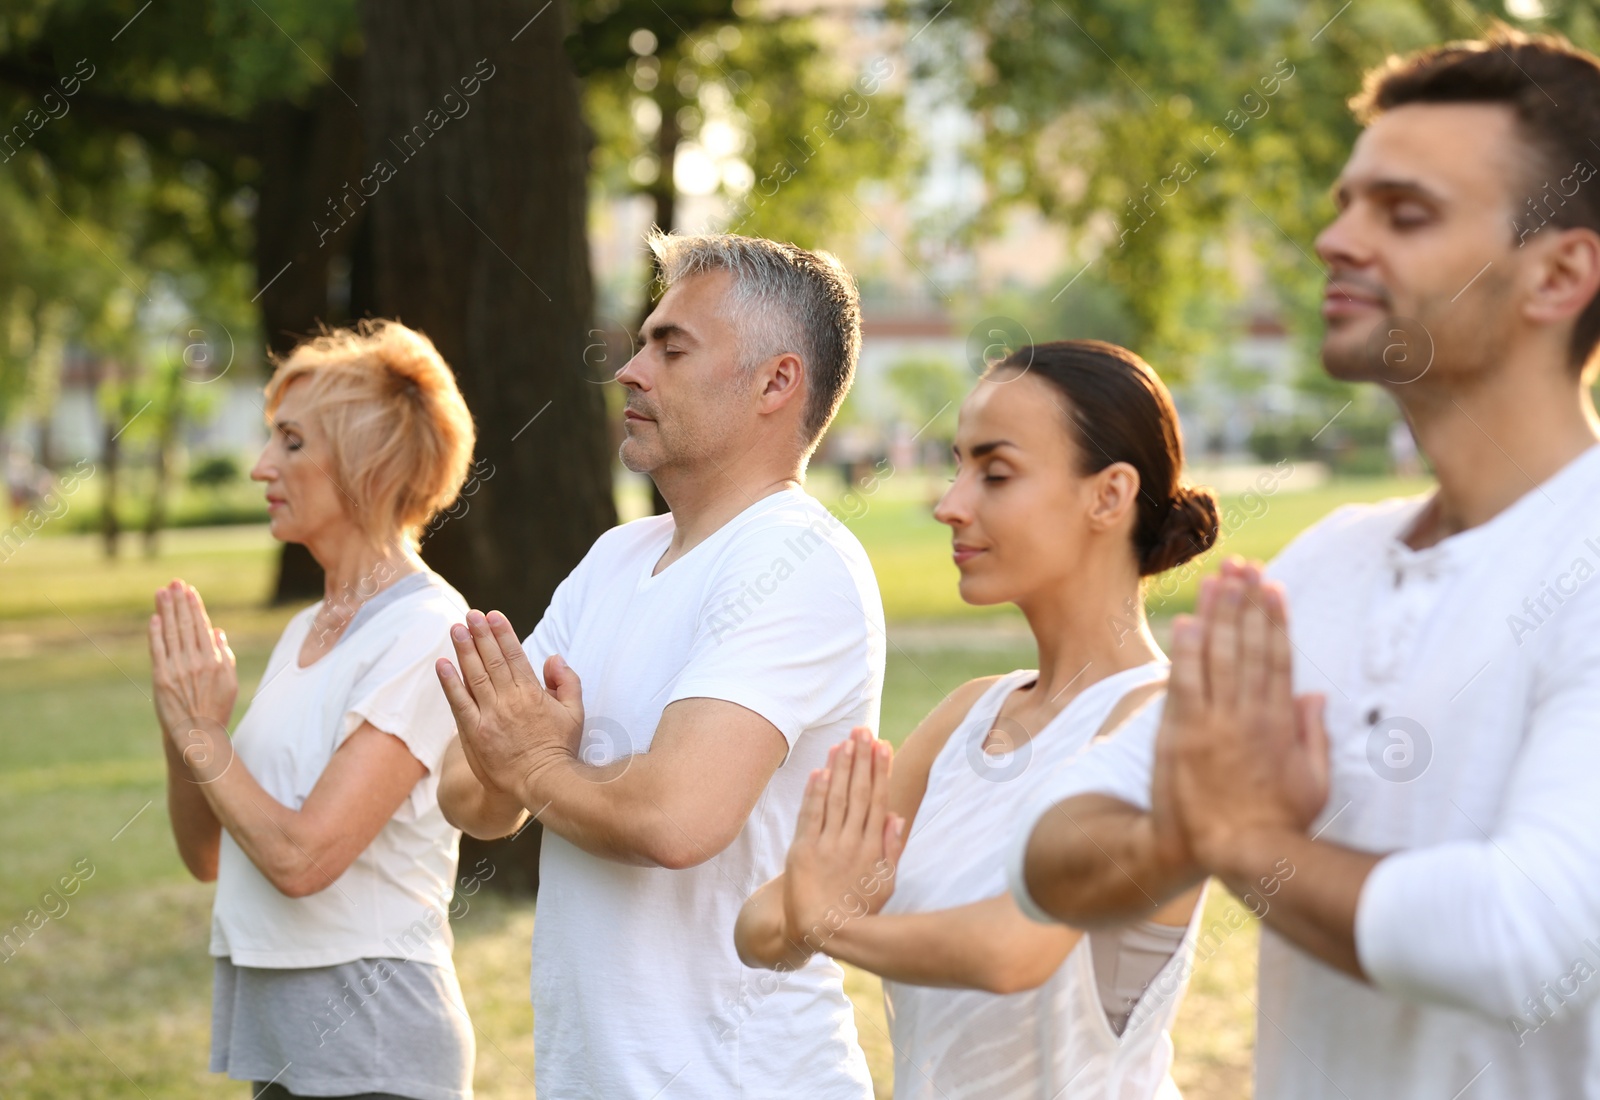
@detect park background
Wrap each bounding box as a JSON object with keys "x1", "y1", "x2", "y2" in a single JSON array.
[{"x1": 0, "y1": 0, "x2": 1592, "y2": 1096}]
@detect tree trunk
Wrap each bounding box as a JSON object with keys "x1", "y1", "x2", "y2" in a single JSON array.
[
  {"x1": 142, "y1": 362, "x2": 184, "y2": 557},
  {"x1": 258, "y1": 55, "x2": 367, "y2": 605},
  {"x1": 97, "y1": 361, "x2": 128, "y2": 560},
  {"x1": 638, "y1": 63, "x2": 682, "y2": 518},
  {"x1": 361, "y1": 0, "x2": 617, "y2": 893}
]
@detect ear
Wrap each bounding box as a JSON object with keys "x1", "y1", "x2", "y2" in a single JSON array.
[
  {"x1": 1086, "y1": 461, "x2": 1141, "y2": 534},
  {"x1": 755, "y1": 351, "x2": 807, "y2": 417},
  {"x1": 1520, "y1": 225, "x2": 1600, "y2": 336}
]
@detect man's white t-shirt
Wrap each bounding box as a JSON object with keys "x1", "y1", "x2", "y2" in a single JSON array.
[
  {"x1": 1008, "y1": 444, "x2": 1600, "y2": 1099},
  {"x1": 210, "y1": 573, "x2": 468, "y2": 969},
  {"x1": 524, "y1": 486, "x2": 884, "y2": 1100}
]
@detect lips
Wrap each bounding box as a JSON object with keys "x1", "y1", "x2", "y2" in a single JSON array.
[
  {"x1": 952, "y1": 544, "x2": 985, "y2": 565},
  {"x1": 1323, "y1": 276, "x2": 1387, "y2": 318}
]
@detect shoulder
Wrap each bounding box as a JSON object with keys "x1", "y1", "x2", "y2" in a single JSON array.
[
  {"x1": 720, "y1": 490, "x2": 872, "y2": 574},
  {"x1": 1267, "y1": 495, "x2": 1423, "y2": 586},
  {"x1": 580, "y1": 513, "x2": 676, "y2": 569},
  {"x1": 889, "y1": 673, "x2": 1020, "y2": 819},
  {"x1": 350, "y1": 576, "x2": 465, "y2": 660},
  {"x1": 897, "y1": 674, "x2": 1013, "y2": 771}
]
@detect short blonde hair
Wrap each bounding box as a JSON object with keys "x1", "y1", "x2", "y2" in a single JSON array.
[{"x1": 263, "y1": 320, "x2": 476, "y2": 547}]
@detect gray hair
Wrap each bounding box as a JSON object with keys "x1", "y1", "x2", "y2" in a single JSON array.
[{"x1": 647, "y1": 230, "x2": 862, "y2": 449}]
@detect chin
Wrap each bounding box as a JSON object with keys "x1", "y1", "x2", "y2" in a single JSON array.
[
  {"x1": 1320, "y1": 330, "x2": 1378, "y2": 382},
  {"x1": 618, "y1": 438, "x2": 660, "y2": 475},
  {"x1": 955, "y1": 574, "x2": 1011, "y2": 608}
]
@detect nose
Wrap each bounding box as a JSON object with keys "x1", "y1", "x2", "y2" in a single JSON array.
[
  {"x1": 249, "y1": 444, "x2": 274, "y2": 483},
  {"x1": 615, "y1": 348, "x2": 648, "y2": 392},
  {"x1": 933, "y1": 471, "x2": 971, "y2": 530},
  {"x1": 1314, "y1": 204, "x2": 1368, "y2": 274}
]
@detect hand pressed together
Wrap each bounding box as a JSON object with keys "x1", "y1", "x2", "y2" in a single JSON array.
[
  {"x1": 435, "y1": 608, "x2": 586, "y2": 801},
  {"x1": 149, "y1": 580, "x2": 239, "y2": 782},
  {"x1": 1153, "y1": 559, "x2": 1330, "y2": 876},
  {"x1": 783, "y1": 726, "x2": 907, "y2": 945}
]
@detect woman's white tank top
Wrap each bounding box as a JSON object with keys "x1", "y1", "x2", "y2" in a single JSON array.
[{"x1": 881, "y1": 664, "x2": 1204, "y2": 1099}]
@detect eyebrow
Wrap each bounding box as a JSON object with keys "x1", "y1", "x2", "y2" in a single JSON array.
[
  {"x1": 953, "y1": 440, "x2": 1016, "y2": 460},
  {"x1": 641, "y1": 322, "x2": 695, "y2": 346},
  {"x1": 1330, "y1": 177, "x2": 1446, "y2": 208},
  {"x1": 274, "y1": 419, "x2": 302, "y2": 432}
]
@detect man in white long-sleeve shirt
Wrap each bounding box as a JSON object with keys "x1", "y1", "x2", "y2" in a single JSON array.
[{"x1": 1009, "y1": 27, "x2": 1600, "y2": 1099}]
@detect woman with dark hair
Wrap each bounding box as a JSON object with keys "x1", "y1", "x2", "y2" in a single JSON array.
[{"x1": 736, "y1": 340, "x2": 1217, "y2": 1098}]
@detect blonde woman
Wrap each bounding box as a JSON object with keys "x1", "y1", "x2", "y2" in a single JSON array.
[{"x1": 149, "y1": 320, "x2": 478, "y2": 1100}]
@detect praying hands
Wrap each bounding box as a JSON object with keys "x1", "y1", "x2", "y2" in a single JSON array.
[{"x1": 435, "y1": 608, "x2": 587, "y2": 802}]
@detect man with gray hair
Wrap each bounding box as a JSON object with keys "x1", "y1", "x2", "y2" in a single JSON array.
[{"x1": 436, "y1": 231, "x2": 884, "y2": 1098}]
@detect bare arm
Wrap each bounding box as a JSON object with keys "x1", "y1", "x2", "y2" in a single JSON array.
[
  {"x1": 734, "y1": 679, "x2": 996, "y2": 969},
  {"x1": 150, "y1": 581, "x2": 233, "y2": 882},
  {"x1": 160, "y1": 720, "x2": 224, "y2": 881},
  {"x1": 827, "y1": 894, "x2": 1081, "y2": 994},
  {"x1": 152, "y1": 580, "x2": 429, "y2": 897},
  {"x1": 437, "y1": 610, "x2": 788, "y2": 868},
  {"x1": 437, "y1": 735, "x2": 529, "y2": 840},
  {"x1": 180, "y1": 721, "x2": 428, "y2": 897},
  {"x1": 1022, "y1": 794, "x2": 1205, "y2": 928}
]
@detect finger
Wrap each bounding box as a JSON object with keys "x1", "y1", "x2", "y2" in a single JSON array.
[
  {"x1": 883, "y1": 812, "x2": 907, "y2": 866},
  {"x1": 842, "y1": 734, "x2": 874, "y2": 838},
  {"x1": 1297, "y1": 692, "x2": 1331, "y2": 793},
  {"x1": 450, "y1": 622, "x2": 494, "y2": 701},
  {"x1": 215, "y1": 628, "x2": 237, "y2": 671},
  {"x1": 545, "y1": 655, "x2": 580, "y2": 710},
  {"x1": 795, "y1": 768, "x2": 827, "y2": 842},
  {"x1": 1206, "y1": 576, "x2": 1244, "y2": 709},
  {"x1": 169, "y1": 581, "x2": 199, "y2": 660},
  {"x1": 1237, "y1": 581, "x2": 1271, "y2": 712},
  {"x1": 1196, "y1": 574, "x2": 1220, "y2": 624},
  {"x1": 1167, "y1": 614, "x2": 1204, "y2": 725},
  {"x1": 1264, "y1": 582, "x2": 1295, "y2": 715},
  {"x1": 157, "y1": 588, "x2": 186, "y2": 675},
  {"x1": 486, "y1": 611, "x2": 542, "y2": 684},
  {"x1": 435, "y1": 658, "x2": 483, "y2": 735},
  {"x1": 865, "y1": 740, "x2": 891, "y2": 850},
  {"x1": 181, "y1": 584, "x2": 209, "y2": 658},
  {"x1": 186, "y1": 584, "x2": 218, "y2": 658},
  {"x1": 466, "y1": 610, "x2": 514, "y2": 692},
  {"x1": 149, "y1": 613, "x2": 169, "y2": 671},
  {"x1": 823, "y1": 741, "x2": 853, "y2": 835}
]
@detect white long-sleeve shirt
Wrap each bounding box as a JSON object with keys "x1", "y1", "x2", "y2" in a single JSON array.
[{"x1": 1010, "y1": 443, "x2": 1600, "y2": 1099}]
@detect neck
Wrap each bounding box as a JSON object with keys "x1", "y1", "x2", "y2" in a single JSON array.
[
  {"x1": 651, "y1": 451, "x2": 806, "y2": 566},
  {"x1": 1014, "y1": 554, "x2": 1163, "y2": 706},
  {"x1": 1391, "y1": 355, "x2": 1598, "y2": 548},
  {"x1": 305, "y1": 526, "x2": 420, "y2": 614}
]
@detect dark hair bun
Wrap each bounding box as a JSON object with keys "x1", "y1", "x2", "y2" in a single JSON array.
[{"x1": 1140, "y1": 485, "x2": 1220, "y2": 575}]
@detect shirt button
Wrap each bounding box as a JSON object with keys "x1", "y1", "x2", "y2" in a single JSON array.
[{"x1": 1366, "y1": 708, "x2": 1380, "y2": 725}]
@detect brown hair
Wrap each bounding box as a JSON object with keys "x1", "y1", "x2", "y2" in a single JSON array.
[
  {"x1": 263, "y1": 320, "x2": 476, "y2": 548},
  {"x1": 1351, "y1": 25, "x2": 1600, "y2": 370},
  {"x1": 987, "y1": 340, "x2": 1218, "y2": 576}
]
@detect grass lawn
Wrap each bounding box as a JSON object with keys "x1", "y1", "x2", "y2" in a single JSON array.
[{"x1": 0, "y1": 470, "x2": 1429, "y2": 1098}]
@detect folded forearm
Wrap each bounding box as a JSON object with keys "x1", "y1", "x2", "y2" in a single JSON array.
[
  {"x1": 182, "y1": 732, "x2": 332, "y2": 896},
  {"x1": 439, "y1": 747, "x2": 529, "y2": 839},
  {"x1": 734, "y1": 877, "x2": 815, "y2": 971},
  {"x1": 518, "y1": 755, "x2": 691, "y2": 868},
  {"x1": 826, "y1": 900, "x2": 1076, "y2": 994},
  {"x1": 1022, "y1": 795, "x2": 1203, "y2": 928},
  {"x1": 162, "y1": 737, "x2": 221, "y2": 880}
]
